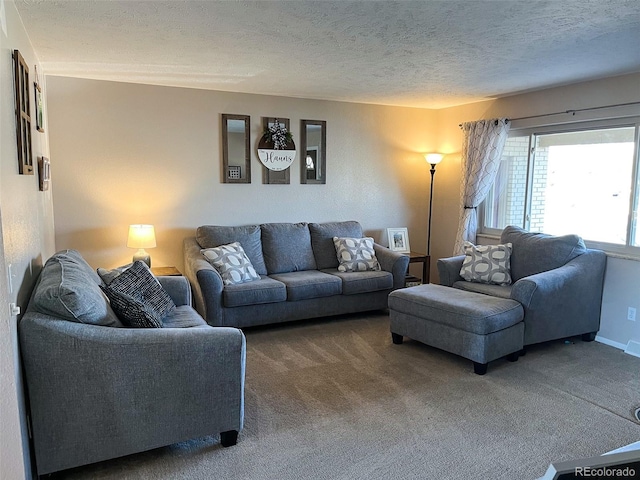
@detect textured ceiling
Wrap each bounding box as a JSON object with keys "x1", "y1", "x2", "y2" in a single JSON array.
[{"x1": 14, "y1": 0, "x2": 640, "y2": 108}]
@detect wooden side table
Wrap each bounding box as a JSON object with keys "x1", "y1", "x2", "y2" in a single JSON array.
[
  {"x1": 150, "y1": 266, "x2": 182, "y2": 276},
  {"x1": 407, "y1": 252, "x2": 430, "y2": 285}
]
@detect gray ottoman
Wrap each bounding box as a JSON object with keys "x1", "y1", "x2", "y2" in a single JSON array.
[{"x1": 388, "y1": 284, "x2": 524, "y2": 375}]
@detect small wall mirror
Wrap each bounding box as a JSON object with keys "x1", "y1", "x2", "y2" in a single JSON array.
[
  {"x1": 300, "y1": 120, "x2": 326, "y2": 184},
  {"x1": 222, "y1": 114, "x2": 250, "y2": 183}
]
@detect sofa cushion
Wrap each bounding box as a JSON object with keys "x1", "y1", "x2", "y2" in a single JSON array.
[
  {"x1": 261, "y1": 223, "x2": 317, "y2": 274},
  {"x1": 501, "y1": 225, "x2": 586, "y2": 281},
  {"x1": 102, "y1": 261, "x2": 175, "y2": 328},
  {"x1": 57, "y1": 249, "x2": 103, "y2": 285},
  {"x1": 162, "y1": 306, "x2": 210, "y2": 328},
  {"x1": 223, "y1": 276, "x2": 287, "y2": 307},
  {"x1": 309, "y1": 221, "x2": 363, "y2": 270},
  {"x1": 323, "y1": 268, "x2": 393, "y2": 295},
  {"x1": 201, "y1": 242, "x2": 261, "y2": 285},
  {"x1": 196, "y1": 225, "x2": 267, "y2": 275},
  {"x1": 333, "y1": 237, "x2": 381, "y2": 272},
  {"x1": 31, "y1": 251, "x2": 123, "y2": 327},
  {"x1": 452, "y1": 280, "x2": 512, "y2": 299},
  {"x1": 460, "y1": 241, "x2": 512, "y2": 286},
  {"x1": 269, "y1": 270, "x2": 342, "y2": 301}
]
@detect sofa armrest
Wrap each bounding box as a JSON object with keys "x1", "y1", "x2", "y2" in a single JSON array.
[
  {"x1": 437, "y1": 255, "x2": 465, "y2": 286},
  {"x1": 510, "y1": 249, "x2": 606, "y2": 344},
  {"x1": 19, "y1": 314, "x2": 245, "y2": 474},
  {"x1": 183, "y1": 237, "x2": 224, "y2": 325},
  {"x1": 157, "y1": 275, "x2": 192, "y2": 306},
  {"x1": 374, "y1": 244, "x2": 410, "y2": 289}
]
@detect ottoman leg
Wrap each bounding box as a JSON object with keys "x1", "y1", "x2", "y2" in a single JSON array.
[
  {"x1": 507, "y1": 351, "x2": 519, "y2": 362},
  {"x1": 473, "y1": 362, "x2": 488, "y2": 375},
  {"x1": 220, "y1": 430, "x2": 238, "y2": 447},
  {"x1": 391, "y1": 332, "x2": 403, "y2": 344}
]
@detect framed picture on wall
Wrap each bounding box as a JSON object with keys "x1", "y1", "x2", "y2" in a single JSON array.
[
  {"x1": 38, "y1": 156, "x2": 50, "y2": 191},
  {"x1": 387, "y1": 227, "x2": 411, "y2": 253},
  {"x1": 34, "y1": 80, "x2": 44, "y2": 132}
]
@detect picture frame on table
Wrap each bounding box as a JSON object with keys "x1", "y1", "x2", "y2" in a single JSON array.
[{"x1": 387, "y1": 227, "x2": 410, "y2": 253}]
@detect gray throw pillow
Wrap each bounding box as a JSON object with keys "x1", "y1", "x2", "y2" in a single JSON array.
[
  {"x1": 460, "y1": 241, "x2": 512, "y2": 286},
  {"x1": 333, "y1": 237, "x2": 381, "y2": 272},
  {"x1": 101, "y1": 261, "x2": 175, "y2": 328},
  {"x1": 31, "y1": 252, "x2": 122, "y2": 327},
  {"x1": 97, "y1": 263, "x2": 134, "y2": 285},
  {"x1": 201, "y1": 242, "x2": 261, "y2": 285}
]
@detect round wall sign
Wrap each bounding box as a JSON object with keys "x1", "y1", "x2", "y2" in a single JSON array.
[{"x1": 257, "y1": 136, "x2": 296, "y2": 171}]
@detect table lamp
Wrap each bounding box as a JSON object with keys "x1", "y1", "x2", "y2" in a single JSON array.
[{"x1": 127, "y1": 224, "x2": 156, "y2": 267}]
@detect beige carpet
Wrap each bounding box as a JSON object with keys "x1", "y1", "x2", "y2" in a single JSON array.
[{"x1": 54, "y1": 312, "x2": 640, "y2": 480}]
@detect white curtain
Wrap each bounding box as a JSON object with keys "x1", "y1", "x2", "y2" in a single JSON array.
[{"x1": 453, "y1": 118, "x2": 510, "y2": 254}]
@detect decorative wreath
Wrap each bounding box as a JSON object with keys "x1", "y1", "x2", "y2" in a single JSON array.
[{"x1": 259, "y1": 119, "x2": 294, "y2": 150}]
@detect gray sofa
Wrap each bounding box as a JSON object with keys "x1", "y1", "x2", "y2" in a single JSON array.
[
  {"x1": 437, "y1": 225, "x2": 607, "y2": 346},
  {"x1": 183, "y1": 221, "x2": 409, "y2": 327},
  {"x1": 19, "y1": 250, "x2": 246, "y2": 475}
]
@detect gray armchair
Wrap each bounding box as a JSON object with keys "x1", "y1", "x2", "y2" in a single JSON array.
[
  {"x1": 19, "y1": 252, "x2": 246, "y2": 476},
  {"x1": 437, "y1": 226, "x2": 607, "y2": 346}
]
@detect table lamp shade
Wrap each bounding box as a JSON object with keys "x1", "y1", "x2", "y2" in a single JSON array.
[
  {"x1": 127, "y1": 225, "x2": 156, "y2": 267},
  {"x1": 127, "y1": 225, "x2": 156, "y2": 249}
]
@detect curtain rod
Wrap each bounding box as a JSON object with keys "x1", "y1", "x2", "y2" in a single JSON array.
[{"x1": 458, "y1": 101, "x2": 640, "y2": 128}]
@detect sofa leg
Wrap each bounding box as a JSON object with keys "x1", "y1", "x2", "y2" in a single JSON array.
[
  {"x1": 473, "y1": 362, "x2": 488, "y2": 375},
  {"x1": 220, "y1": 430, "x2": 238, "y2": 447},
  {"x1": 507, "y1": 352, "x2": 519, "y2": 362},
  {"x1": 391, "y1": 332, "x2": 403, "y2": 345},
  {"x1": 582, "y1": 332, "x2": 597, "y2": 342}
]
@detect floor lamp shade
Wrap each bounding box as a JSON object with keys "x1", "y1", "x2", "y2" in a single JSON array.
[{"x1": 127, "y1": 224, "x2": 156, "y2": 267}]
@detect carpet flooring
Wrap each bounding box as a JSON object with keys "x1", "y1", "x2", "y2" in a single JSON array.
[{"x1": 53, "y1": 312, "x2": 640, "y2": 480}]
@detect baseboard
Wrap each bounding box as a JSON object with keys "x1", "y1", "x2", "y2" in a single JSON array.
[
  {"x1": 596, "y1": 336, "x2": 640, "y2": 359},
  {"x1": 595, "y1": 335, "x2": 626, "y2": 351},
  {"x1": 624, "y1": 340, "x2": 640, "y2": 359}
]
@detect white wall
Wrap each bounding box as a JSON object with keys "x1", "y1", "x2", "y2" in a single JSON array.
[
  {"x1": 432, "y1": 72, "x2": 640, "y2": 350},
  {"x1": 0, "y1": 1, "x2": 56, "y2": 478},
  {"x1": 46, "y1": 76, "x2": 438, "y2": 273}
]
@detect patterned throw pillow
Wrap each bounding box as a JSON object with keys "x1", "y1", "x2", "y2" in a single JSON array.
[
  {"x1": 101, "y1": 261, "x2": 175, "y2": 328},
  {"x1": 201, "y1": 242, "x2": 261, "y2": 285},
  {"x1": 333, "y1": 237, "x2": 381, "y2": 272},
  {"x1": 460, "y1": 241, "x2": 513, "y2": 286}
]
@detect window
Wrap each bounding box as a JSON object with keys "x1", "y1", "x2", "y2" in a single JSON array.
[{"x1": 480, "y1": 118, "x2": 640, "y2": 255}]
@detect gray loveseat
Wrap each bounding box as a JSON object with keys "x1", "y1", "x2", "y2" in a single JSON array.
[
  {"x1": 183, "y1": 221, "x2": 409, "y2": 327},
  {"x1": 19, "y1": 250, "x2": 246, "y2": 475},
  {"x1": 437, "y1": 225, "x2": 607, "y2": 346}
]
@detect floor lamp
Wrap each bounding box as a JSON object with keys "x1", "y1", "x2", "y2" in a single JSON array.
[{"x1": 424, "y1": 153, "x2": 444, "y2": 255}]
